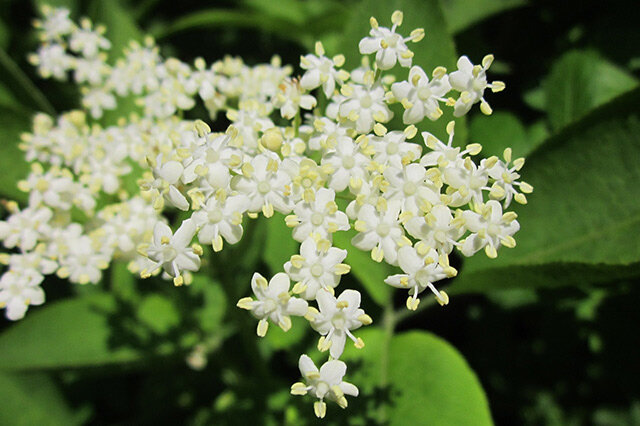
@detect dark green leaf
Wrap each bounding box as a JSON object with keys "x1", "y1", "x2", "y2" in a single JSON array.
[
  {"x1": 545, "y1": 50, "x2": 638, "y2": 131},
  {"x1": 190, "y1": 273, "x2": 227, "y2": 333},
  {"x1": 0, "y1": 293, "x2": 179, "y2": 370},
  {"x1": 263, "y1": 213, "x2": 298, "y2": 276},
  {"x1": 453, "y1": 89, "x2": 640, "y2": 294},
  {"x1": 441, "y1": 0, "x2": 527, "y2": 34},
  {"x1": 0, "y1": 108, "x2": 31, "y2": 203},
  {"x1": 0, "y1": 372, "x2": 82, "y2": 426},
  {"x1": 470, "y1": 111, "x2": 529, "y2": 158},
  {"x1": 342, "y1": 329, "x2": 493, "y2": 425}
]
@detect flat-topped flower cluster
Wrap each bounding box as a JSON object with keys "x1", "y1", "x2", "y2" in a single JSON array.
[{"x1": 0, "y1": 6, "x2": 532, "y2": 418}]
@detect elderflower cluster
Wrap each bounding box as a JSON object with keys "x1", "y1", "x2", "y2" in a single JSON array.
[{"x1": 0, "y1": 6, "x2": 532, "y2": 418}]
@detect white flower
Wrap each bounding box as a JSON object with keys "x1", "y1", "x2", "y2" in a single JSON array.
[
  {"x1": 29, "y1": 44, "x2": 73, "y2": 80},
  {"x1": 383, "y1": 163, "x2": 440, "y2": 215},
  {"x1": 420, "y1": 121, "x2": 482, "y2": 170},
  {"x1": 273, "y1": 78, "x2": 316, "y2": 120},
  {"x1": 370, "y1": 129, "x2": 422, "y2": 169},
  {"x1": 36, "y1": 6, "x2": 74, "y2": 41},
  {"x1": 449, "y1": 55, "x2": 505, "y2": 117},
  {"x1": 286, "y1": 188, "x2": 350, "y2": 242},
  {"x1": 321, "y1": 135, "x2": 372, "y2": 192},
  {"x1": 0, "y1": 205, "x2": 52, "y2": 251},
  {"x1": 191, "y1": 194, "x2": 248, "y2": 251},
  {"x1": 485, "y1": 148, "x2": 533, "y2": 207},
  {"x1": 57, "y1": 235, "x2": 111, "y2": 285},
  {"x1": 308, "y1": 289, "x2": 371, "y2": 359},
  {"x1": 69, "y1": 19, "x2": 111, "y2": 58},
  {"x1": 4, "y1": 252, "x2": 58, "y2": 276},
  {"x1": 0, "y1": 271, "x2": 45, "y2": 321},
  {"x1": 284, "y1": 238, "x2": 350, "y2": 300},
  {"x1": 460, "y1": 200, "x2": 520, "y2": 258},
  {"x1": 385, "y1": 245, "x2": 452, "y2": 310},
  {"x1": 391, "y1": 65, "x2": 451, "y2": 123},
  {"x1": 405, "y1": 204, "x2": 465, "y2": 256},
  {"x1": 231, "y1": 153, "x2": 293, "y2": 217},
  {"x1": 141, "y1": 219, "x2": 201, "y2": 284},
  {"x1": 358, "y1": 11, "x2": 424, "y2": 70},
  {"x1": 236, "y1": 272, "x2": 309, "y2": 336},
  {"x1": 338, "y1": 83, "x2": 393, "y2": 134},
  {"x1": 291, "y1": 355, "x2": 359, "y2": 418},
  {"x1": 307, "y1": 118, "x2": 350, "y2": 152},
  {"x1": 141, "y1": 153, "x2": 189, "y2": 211},
  {"x1": 352, "y1": 200, "x2": 409, "y2": 265},
  {"x1": 300, "y1": 41, "x2": 349, "y2": 98},
  {"x1": 81, "y1": 86, "x2": 117, "y2": 119}
]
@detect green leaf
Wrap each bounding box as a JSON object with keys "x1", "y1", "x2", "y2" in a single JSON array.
[
  {"x1": 263, "y1": 316, "x2": 307, "y2": 351},
  {"x1": 342, "y1": 329, "x2": 493, "y2": 425},
  {"x1": 136, "y1": 294, "x2": 181, "y2": 334},
  {"x1": 333, "y1": 229, "x2": 392, "y2": 306},
  {"x1": 88, "y1": 0, "x2": 143, "y2": 125},
  {"x1": 0, "y1": 47, "x2": 56, "y2": 115},
  {"x1": 89, "y1": 0, "x2": 143, "y2": 59},
  {"x1": 0, "y1": 293, "x2": 180, "y2": 370},
  {"x1": 0, "y1": 108, "x2": 32, "y2": 203},
  {"x1": 470, "y1": 111, "x2": 529, "y2": 158},
  {"x1": 190, "y1": 273, "x2": 227, "y2": 333},
  {"x1": 0, "y1": 372, "x2": 82, "y2": 426},
  {"x1": 453, "y1": 88, "x2": 640, "y2": 294},
  {"x1": 330, "y1": 0, "x2": 466, "y2": 144},
  {"x1": 440, "y1": 0, "x2": 527, "y2": 34},
  {"x1": 152, "y1": 9, "x2": 304, "y2": 45},
  {"x1": 263, "y1": 213, "x2": 298, "y2": 275},
  {"x1": 545, "y1": 50, "x2": 638, "y2": 131}
]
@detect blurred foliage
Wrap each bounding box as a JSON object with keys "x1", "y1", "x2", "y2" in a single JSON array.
[{"x1": 0, "y1": 0, "x2": 638, "y2": 424}]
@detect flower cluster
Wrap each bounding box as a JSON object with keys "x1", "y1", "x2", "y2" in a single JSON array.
[{"x1": 0, "y1": 6, "x2": 532, "y2": 418}]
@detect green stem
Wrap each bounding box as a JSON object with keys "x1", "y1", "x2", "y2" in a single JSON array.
[
  {"x1": 293, "y1": 110, "x2": 301, "y2": 138},
  {"x1": 0, "y1": 47, "x2": 55, "y2": 115},
  {"x1": 377, "y1": 296, "x2": 396, "y2": 422},
  {"x1": 373, "y1": 67, "x2": 382, "y2": 84}
]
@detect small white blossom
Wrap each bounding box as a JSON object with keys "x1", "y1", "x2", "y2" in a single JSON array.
[
  {"x1": 291, "y1": 355, "x2": 359, "y2": 418},
  {"x1": 286, "y1": 188, "x2": 350, "y2": 242},
  {"x1": 236, "y1": 272, "x2": 309, "y2": 336},
  {"x1": 384, "y1": 245, "x2": 452, "y2": 310},
  {"x1": 352, "y1": 200, "x2": 409, "y2": 265},
  {"x1": 460, "y1": 200, "x2": 520, "y2": 258},
  {"x1": 231, "y1": 153, "x2": 293, "y2": 217},
  {"x1": 308, "y1": 289, "x2": 371, "y2": 359},
  {"x1": 485, "y1": 148, "x2": 533, "y2": 207},
  {"x1": 0, "y1": 205, "x2": 53, "y2": 251},
  {"x1": 191, "y1": 194, "x2": 249, "y2": 251},
  {"x1": 0, "y1": 271, "x2": 45, "y2": 321},
  {"x1": 338, "y1": 82, "x2": 393, "y2": 134},
  {"x1": 391, "y1": 65, "x2": 451, "y2": 123},
  {"x1": 141, "y1": 219, "x2": 201, "y2": 284},
  {"x1": 284, "y1": 238, "x2": 350, "y2": 300},
  {"x1": 449, "y1": 55, "x2": 505, "y2": 116},
  {"x1": 358, "y1": 11, "x2": 424, "y2": 70},
  {"x1": 300, "y1": 41, "x2": 349, "y2": 98},
  {"x1": 273, "y1": 78, "x2": 316, "y2": 120}
]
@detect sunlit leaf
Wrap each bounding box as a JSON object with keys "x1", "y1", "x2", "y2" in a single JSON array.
[
  {"x1": 454, "y1": 88, "x2": 640, "y2": 294},
  {"x1": 545, "y1": 50, "x2": 638, "y2": 131},
  {"x1": 342, "y1": 329, "x2": 493, "y2": 425}
]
